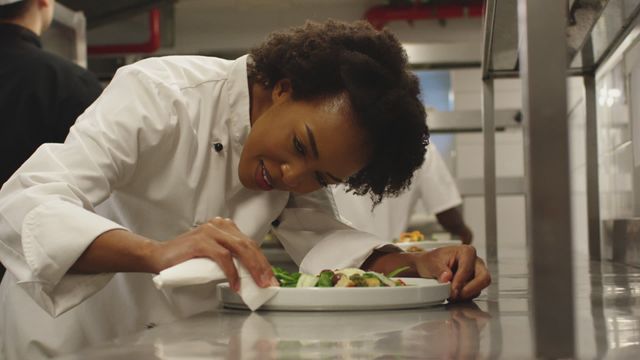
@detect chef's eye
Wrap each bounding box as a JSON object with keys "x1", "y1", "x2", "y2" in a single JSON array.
[
  {"x1": 293, "y1": 136, "x2": 306, "y2": 156},
  {"x1": 315, "y1": 172, "x2": 328, "y2": 187}
]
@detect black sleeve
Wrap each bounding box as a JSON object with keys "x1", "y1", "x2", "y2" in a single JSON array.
[{"x1": 53, "y1": 69, "x2": 104, "y2": 142}]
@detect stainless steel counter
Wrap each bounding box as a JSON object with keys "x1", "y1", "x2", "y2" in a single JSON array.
[{"x1": 57, "y1": 247, "x2": 640, "y2": 359}]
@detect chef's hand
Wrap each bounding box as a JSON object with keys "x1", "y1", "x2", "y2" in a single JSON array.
[
  {"x1": 362, "y1": 245, "x2": 491, "y2": 301},
  {"x1": 149, "y1": 217, "x2": 277, "y2": 292},
  {"x1": 415, "y1": 245, "x2": 491, "y2": 302}
]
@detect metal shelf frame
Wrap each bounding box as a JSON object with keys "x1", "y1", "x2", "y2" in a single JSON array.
[{"x1": 482, "y1": 0, "x2": 640, "y2": 358}]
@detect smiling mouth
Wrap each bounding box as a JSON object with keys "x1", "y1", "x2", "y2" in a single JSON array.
[{"x1": 255, "y1": 160, "x2": 274, "y2": 191}]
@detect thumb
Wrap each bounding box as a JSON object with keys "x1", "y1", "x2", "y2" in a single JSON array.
[
  {"x1": 416, "y1": 251, "x2": 453, "y2": 282},
  {"x1": 425, "y1": 257, "x2": 452, "y2": 283},
  {"x1": 437, "y1": 267, "x2": 453, "y2": 283}
]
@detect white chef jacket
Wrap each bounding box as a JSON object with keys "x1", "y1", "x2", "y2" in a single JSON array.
[
  {"x1": 332, "y1": 143, "x2": 462, "y2": 241},
  {"x1": 0, "y1": 55, "x2": 395, "y2": 360}
]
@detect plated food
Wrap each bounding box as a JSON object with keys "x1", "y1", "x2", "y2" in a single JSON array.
[
  {"x1": 273, "y1": 267, "x2": 409, "y2": 288},
  {"x1": 218, "y1": 277, "x2": 450, "y2": 311},
  {"x1": 394, "y1": 230, "x2": 427, "y2": 243},
  {"x1": 392, "y1": 230, "x2": 461, "y2": 252},
  {"x1": 213, "y1": 252, "x2": 451, "y2": 310},
  {"x1": 217, "y1": 265, "x2": 449, "y2": 311},
  {"x1": 405, "y1": 245, "x2": 425, "y2": 253}
]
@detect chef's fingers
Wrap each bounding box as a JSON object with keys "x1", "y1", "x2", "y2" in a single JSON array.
[
  {"x1": 206, "y1": 219, "x2": 275, "y2": 288},
  {"x1": 209, "y1": 217, "x2": 247, "y2": 238},
  {"x1": 226, "y1": 236, "x2": 275, "y2": 288},
  {"x1": 458, "y1": 258, "x2": 491, "y2": 301},
  {"x1": 418, "y1": 248, "x2": 453, "y2": 282},
  {"x1": 428, "y1": 258, "x2": 453, "y2": 283},
  {"x1": 199, "y1": 233, "x2": 241, "y2": 292},
  {"x1": 449, "y1": 245, "x2": 477, "y2": 300}
]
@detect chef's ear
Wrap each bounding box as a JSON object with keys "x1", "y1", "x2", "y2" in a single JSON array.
[{"x1": 272, "y1": 79, "x2": 293, "y2": 103}]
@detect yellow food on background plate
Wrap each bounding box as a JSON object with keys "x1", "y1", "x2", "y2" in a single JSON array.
[
  {"x1": 393, "y1": 230, "x2": 428, "y2": 243},
  {"x1": 405, "y1": 245, "x2": 425, "y2": 252}
]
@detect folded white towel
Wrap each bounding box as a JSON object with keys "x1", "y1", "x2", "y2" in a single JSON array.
[{"x1": 152, "y1": 258, "x2": 278, "y2": 311}]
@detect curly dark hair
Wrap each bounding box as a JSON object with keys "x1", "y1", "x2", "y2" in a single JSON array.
[{"x1": 249, "y1": 20, "x2": 429, "y2": 205}]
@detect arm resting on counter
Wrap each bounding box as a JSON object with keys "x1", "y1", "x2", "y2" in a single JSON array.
[
  {"x1": 361, "y1": 250, "x2": 419, "y2": 277},
  {"x1": 69, "y1": 229, "x2": 157, "y2": 274},
  {"x1": 71, "y1": 220, "x2": 277, "y2": 291}
]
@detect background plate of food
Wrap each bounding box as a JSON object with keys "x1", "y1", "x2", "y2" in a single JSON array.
[
  {"x1": 393, "y1": 231, "x2": 462, "y2": 252},
  {"x1": 217, "y1": 267, "x2": 450, "y2": 311}
]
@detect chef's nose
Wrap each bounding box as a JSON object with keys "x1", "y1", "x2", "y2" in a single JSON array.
[{"x1": 280, "y1": 163, "x2": 303, "y2": 189}]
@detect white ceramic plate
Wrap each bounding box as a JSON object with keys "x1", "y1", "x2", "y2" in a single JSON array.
[
  {"x1": 217, "y1": 277, "x2": 450, "y2": 311},
  {"x1": 394, "y1": 239, "x2": 462, "y2": 251}
]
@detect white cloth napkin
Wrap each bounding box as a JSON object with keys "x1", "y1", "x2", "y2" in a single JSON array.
[{"x1": 152, "y1": 258, "x2": 279, "y2": 311}]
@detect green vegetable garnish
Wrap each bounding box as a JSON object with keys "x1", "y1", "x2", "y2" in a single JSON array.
[
  {"x1": 273, "y1": 266, "x2": 301, "y2": 287},
  {"x1": 349, "y1": 274, "x2": 367, "y2": 287},
  {"x1": 316, "y1": 270, "x2": 334, "y2": 287},
  {"x1": 386, "y1": 266, "x2": 410, "y2": 278}
]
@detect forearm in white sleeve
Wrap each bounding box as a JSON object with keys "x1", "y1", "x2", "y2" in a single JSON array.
[
  {"x1": 418, "y1": 144, "x2": 462, "y2": 214},
  {"x1": 271, "y1": 189, "x2": 400, "y2": 274},
  {"x1": 0, "y1": 65, "x2": 176, "y2": 317}
]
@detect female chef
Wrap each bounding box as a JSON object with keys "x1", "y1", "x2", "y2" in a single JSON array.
[{"x1": 0, "y1": 20, "x2": 490, "y2": 359}]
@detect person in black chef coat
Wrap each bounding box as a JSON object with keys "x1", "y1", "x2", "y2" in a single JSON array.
[{"x1": 0, "y1": 0, "x2": 104, "y2": 277}]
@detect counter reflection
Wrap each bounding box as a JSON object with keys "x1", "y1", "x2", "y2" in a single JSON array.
[{"x1": 56, "y1": 303, "x2": 491, "y2": 360}]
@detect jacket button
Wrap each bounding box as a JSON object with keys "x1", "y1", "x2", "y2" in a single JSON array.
[
  {"x1": 271, "y1": 219, "x2": 280, "y2": 228},
  {"x1": 212, "y1": 142, "x2": 223, "y2": 152}
]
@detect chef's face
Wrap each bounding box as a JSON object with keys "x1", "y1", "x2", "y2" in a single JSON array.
[{"x1": 239, "y1": 81, "x2": 371, "y2": 194}]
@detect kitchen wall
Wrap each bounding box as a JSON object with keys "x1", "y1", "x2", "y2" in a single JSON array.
[{"x1": 447, "y1": 69, "x2": 526, "y2": 259}]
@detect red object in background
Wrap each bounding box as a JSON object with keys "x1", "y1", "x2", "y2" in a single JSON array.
[
  {"x1": 88, "y1": 8, "x2": 161, "y2": 55},
  {"x1": 365, "y1": 1, "x2": 484, "y2": 29}
]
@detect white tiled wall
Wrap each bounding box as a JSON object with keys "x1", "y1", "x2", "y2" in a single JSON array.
[
  {"x1": 449, "y1": 69, "x2": 527, "y2": 259},
  {"x1": 450, "y1": 69, "x2": 523, "y2": 110}
]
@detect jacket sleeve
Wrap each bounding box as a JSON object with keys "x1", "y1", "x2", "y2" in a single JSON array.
[
  {"x1": 416, "y1": 144, "x2": 462, "y2": 215},
  {"x1": 271, "y1": 188, "x2": 401, "y2": 274},
  {"x1": 0, "y1": 64, "x2": 177, "y2": 317}
]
